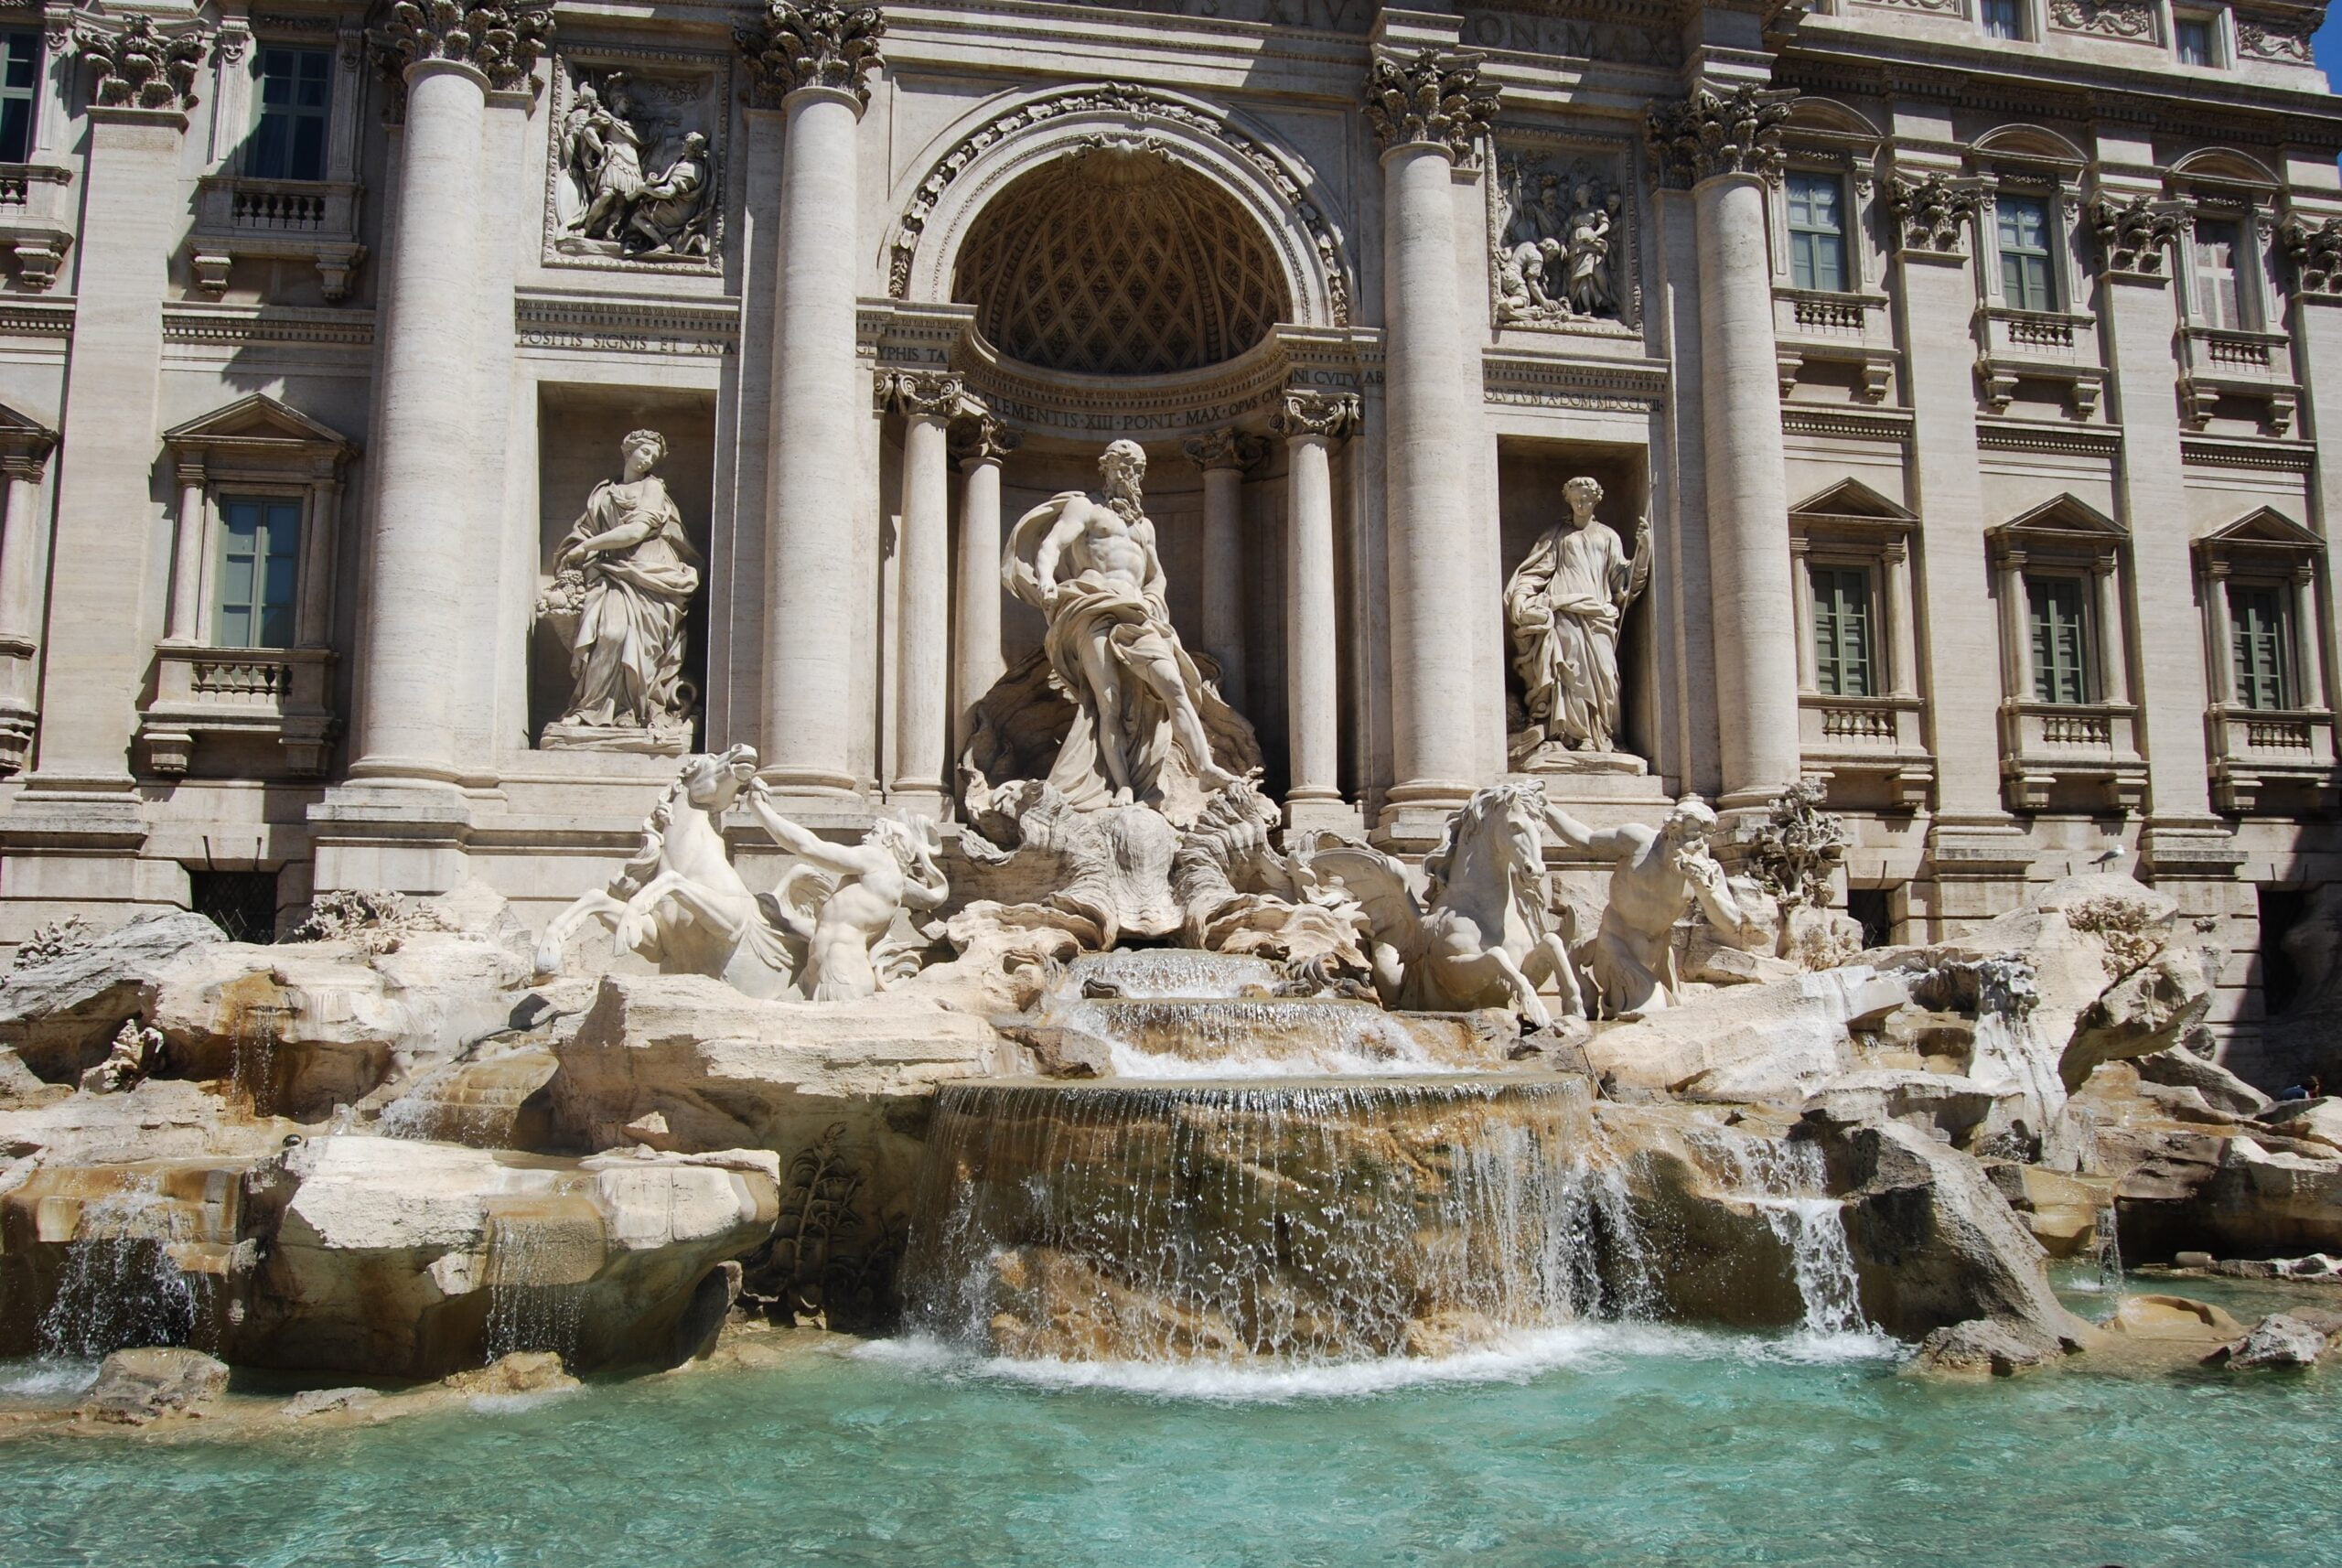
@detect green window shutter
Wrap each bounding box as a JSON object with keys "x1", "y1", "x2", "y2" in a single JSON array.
[
  {"x1": 2026, "y1": 576, "x2": 2090, "y2": 705},
  {"x1": 1997, "y1": 196, "x2": 2057, "y2": 313},
  {"x1": 2229, "y1": 585, "x2": 2292, "y2": 711},
  {"x1": 1811, "y1": 566, "x2": 1875, "y2": 698},
  {"x1": 1786, "y1": 175, "x2": 1847, "y2": 294},
  {"x1": 216, "y1": 498, "x2": 303, "y2": 650}
]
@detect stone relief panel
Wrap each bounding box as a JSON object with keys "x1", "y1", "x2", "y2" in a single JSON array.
[
  {"x1": 1487, "y1": 142, "x2": 1638, "y2": 333},
  {"x1": 544, "y1": 51, "x2": 731, "y2": 274},
  {"x1": 2045, "y1": 0, "x2": 2158, "y2": 40}
]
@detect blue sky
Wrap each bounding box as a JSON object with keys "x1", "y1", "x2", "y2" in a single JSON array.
[{"x1": 2322, "y1": 10, "x2": 2341, "y2": 86}]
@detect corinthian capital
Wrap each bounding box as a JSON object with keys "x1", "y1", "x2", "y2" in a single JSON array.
[
  {"x1": 881, "y1": 370, "x2": 962, "y2": 421},
  {"x1": 950, "y1": 412, "x2": 1019, "y2": 467},
  {"x1": 1271, "y1": 391, "x2": 1361, "y2": 442},
  {"x1": 1886, "y1": 173, "x2": 1982, "y2": 257},
  {"x1": 367, "y1": 0, "x2": 554, "y2": 91},
  {"x1": 76, "y1": 14, "x2": 210, "y2": 111},
  {"x1": 2090, "y1": 193, "x2": 2188, "y2": 277},
  {"x1": 2282, "y1": 215, "x2": 2342, "y2": 297},
  {"x1": 736, "y1": 1, "x2": 886, "y2": 111},
  {"x1": 1645, "y1": 84, "x2": 1797, "y2": 188},
  {"x1": 1181, "y1": 426, "x2": 1267, "y2": 472},
  {"x1": 1363, "y1": 49, "x2": 1499, "y2": 160}
]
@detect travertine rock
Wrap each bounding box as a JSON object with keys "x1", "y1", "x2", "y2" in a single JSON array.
[
  {"x1": 2061, "y1": 949, "x2": 2215, "y2": 1090},
  {"x1": 0, "y1": 911, "x2": 226, "y2": 1080},
  {"x1": 2211, "y1": 1313, "x2": 2329, "y2": 1370},
  {"x1": 80, "y1": 1347, "x2": 230, "y2": 1423},
  {"x1": 2133, "y1": 1047, "x2": 2272, "y2": 1119},
  {"x1": 1583, "y1": 965, "x2": 1911, "y2": 1099}
]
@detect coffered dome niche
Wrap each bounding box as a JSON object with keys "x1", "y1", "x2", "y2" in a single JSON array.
[{"x1": 951, "y1": 142, "x2": 1292, "y2": 377}]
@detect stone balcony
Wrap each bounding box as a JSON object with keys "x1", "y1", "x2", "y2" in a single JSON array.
[
  {"x1": 1974, "y1": 305, "x2": 2105, "y2": 418},
  {"x1": 138, "y1": 645, "x2": 338, "y2": 778},
  {"x1": 0, "y1": 162, "x2": 74, "y2": 291},
  {"x1": 188, "y1": 177, "x2": 367, "y2": 302},
  {"x1": 1998, "y1": 701, "x2": 2148, "y2": 813},
  {"x1": 2176, "y1": 326, "x2": 2299, "y2": 435},
  {"x1": 2207, "y1": 705, "x2": 2336, "y2": 813},
  {"x1": 1798, "y1": 693, "x2": 1933, "y2": 809},
  {"x1": 1773, "y1": 288, "x2": 1896, "y2": 403}
]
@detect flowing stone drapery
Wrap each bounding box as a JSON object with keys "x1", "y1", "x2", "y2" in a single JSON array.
[
  {"x1": 951, "y1": 411, "x2": 1016, "y2": 758},
  {"x1": 885, "y1": 369, "x2": 960, "y2": 813},
  {"x1": 349, "y1": 2, "x2": 551, "y2": 788},
  {"x1": 739, "y1": 2, "x2": 885, "y2": 801},
  {"x1": 1181, "y1": 426, "x2": 1263, "y2": 714},
  {"x1": 1272, "y1": 390, "x2": 1358, "y2": 826},
  {"x1": 1365, "y1": 46, "x2": 1499, "y2": 833},
  {"x1": 1648, "y1": 84, "x2": 1801, "y2": 808}
]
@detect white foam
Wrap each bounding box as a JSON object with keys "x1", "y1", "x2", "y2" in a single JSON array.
[
  {"x1": 854, "y1": 1322, "x2": 1904, "y2": 1404},
  {"x1": 0, "y1": 1358, "x2": 99, "y2": 1401}
]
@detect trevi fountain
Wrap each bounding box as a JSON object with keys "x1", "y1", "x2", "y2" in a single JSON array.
[{"x1": 3, "y1": 0, "x2": 2341, "y2": 1563}]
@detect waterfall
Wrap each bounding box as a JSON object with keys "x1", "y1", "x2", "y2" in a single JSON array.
[
  {"x1": 2091, "y1": 1199, "x2": 2124, "y2": 1298},
  {"x1": 1683, "y1": 1131, "x2": 1870, "y2": 1340},
  {"x1": 1059, "y1": 951, "x2": 1284, "y2": 1000},
  {"x1": 1055, "y1": 997, "x2": 1483, "y2": 1079},
  {"x1": 482, "y1": 1214, "x2": 586, "y2": 1365},
  {"x1": 904, "y1": 1077, "x2": 1638, "y2": 1365},
  {"x1": 229, "y1": 1006, "x2": 285, "y2": 1117},
  {"x1": 36, "y1": 1178, "x2": 205, "y2": 1359}
]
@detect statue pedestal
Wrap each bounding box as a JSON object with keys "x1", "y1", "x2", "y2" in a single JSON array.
[
  {"x1": 539, "y1": 721, "x2": 690, "y2": 757},
  {"x1": 1511, "y1": 741, "x2": 1646, "y2": 777}
]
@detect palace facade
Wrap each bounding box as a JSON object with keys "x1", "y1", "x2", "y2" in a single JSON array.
[{"x1": 0, "y1": 0, "x2": 2336, "y2": 1069}]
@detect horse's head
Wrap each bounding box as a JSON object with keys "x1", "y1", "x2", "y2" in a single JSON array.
[
  {"x1": 1427, "y1": 781, "x2": 1548, "y2": 907},
  {"x1": 676, "y1": 744, "x2": 759, "y2": 813}
]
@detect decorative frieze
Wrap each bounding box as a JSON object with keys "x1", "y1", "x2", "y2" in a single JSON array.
[
  {"x1": 2046, "y1": 0, "x2": 2157, "y2": 41},
  {"x1": 76, "y1": 14, "x2": 210, "y2": 111},
  {"x1": 1645, "y1": 85, "x2": 1795, "y2": 188},
  {"x1": 548, "y1": 58, "x2": 728, "y2": 273},
  {"x1": 2090, "y1": 194, "x2": 2187, "y2": 276},
  {"x1": 1361, "y1": 49, "x2": 1499, "y2": 160},
  {"x1": 735, "y1": 0, "x2": 885, "y2": 111},
  {"x1": 1271, "y1": 389, "x2": 1360, "y2": 440},
  {"x1": 2281, "y1": 216, "x2": 2342, "y2": 296},
  {"x1": 1489, "y1": 148, "x2": 1633, "y2": 330},
  {"x1": 1886, "y1": 173, "x2": 1980, "y2": 257},
  {"x1": 2234, "y1": 9, "x2": 2316, "y2": 61},
  {"x1": 366, "y1": 0, "x2": 553, "y2": 91}
]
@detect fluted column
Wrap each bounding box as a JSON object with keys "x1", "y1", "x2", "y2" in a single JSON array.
[
  {"x1": 1181, "y1": 426, "x2": 1263, "y2": 711},
  {"x1": 739, "y1": 2, "x2": 885, "y2": 800},
  {"x1": 349, "y1": 2, "x2": 551, "y2": 787},
  {"x1": 1273, "y1": 390, "x2": 1358, "y2": 827},
  {"x1": 1649, "y1": 85, "x2": 1802, "y2": 808},
  {"x1": 884, "y1": 370, "x2": 958, "y2": 813},
  {"x1": 1365, "y1": 48, "x2": 1499, "y2": 834},
  {"x1": 951, "y1": 411, "x2": 1016, "y2": 751}
]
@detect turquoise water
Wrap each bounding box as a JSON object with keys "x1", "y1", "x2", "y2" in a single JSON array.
[{"x1": 5, "y1": 1321, "x2": 2338, "y2": 1568}]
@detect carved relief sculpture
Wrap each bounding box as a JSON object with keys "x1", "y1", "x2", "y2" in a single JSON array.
[
  {"x1": 1542, "y1": 795, "x2": 1754, "y2": 1017},
  {"x1": 537, "y1": 429, "x2": 703, "y2": 753},
  {"x1": 76, "y1": 13, "x2": 210, "y2": 109},
  {"x1": 1887, "y1": 172, "x2": 1981, "y2": 255},
  {"x1": 1504, "y1": 476, "x2": 1649, "y2": 766},
  {"x1": 1492, "y1": 153, "x2": 1628, "y2": 328},
  {"x1": 2092, "y1": 194, "x2": 2187, "y2": 275},
  {"x1": 555, "y1": 70, "x2": 718, "y2": 262}
]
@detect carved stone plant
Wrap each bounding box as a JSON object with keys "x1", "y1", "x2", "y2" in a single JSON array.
[
  {"x1": 1645, "y1": 84, "x2": 1796, "y2": 188},
  {"x1": 1746, "y1": 778, "x2": 1851, "y2": 911},
  {"x1": 1887, "y1": 173, "x2": 1980, "y2": 255},
  {"x1": 367, "y1": 0, "x2": 554, "y2": 91},
  {"x1": 1362, "y1": 48, "x2": 1499, "y2": 159},
  {"x1": 76, "y1": 15, "x2": 210, "y2": 110},
  {"x1": 2091, "y1": 195, "x2": 2186, "y2": 276},
  {"x1": 2282, "y1": 215, "x2": 2342, "y2": 296},
  {"x1": 736, "y1": 0, "x2": 886, "y2": 108}
]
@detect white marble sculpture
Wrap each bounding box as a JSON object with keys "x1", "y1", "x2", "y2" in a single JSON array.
[
  {"x1": 1493, "y1": 156, "x2": 1625, "y2": 326},
  {"x1": 558, "y1": 74, "x2": 716, "y2": 260},
  {"x1": 1504, "y1": 476, "x2": 1649, "y2": 763},
  {"x1": 626, "y1": 132, "x2": 714, "y2": 257},
  {"x1": 81, "y1": 1016, "x2": 164, "y2": 1094},
  {"x1": 1305, "y1": 782, "x2": 1585, "y2": 1029},
  {"x1": 532, "y1": 746, "x2": 947, "y2": 1002},
  {"x1": 537, "y1": 429, "x2": 702, "y2": 753},
  {"x1": 562, "y1": 81, "x2": 646, "y2": 242},
  {"x1": 1004, "y1": 439, "x2": 1243, "y2": 812},
  {"x1": 1542, "y1": 794, "x2": 1756, "y2": 1017}
]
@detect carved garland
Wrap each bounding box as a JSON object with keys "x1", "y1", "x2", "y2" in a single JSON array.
[
  {"x1": 2234, "y1": 10, "x2": 2316, "y2": 61},
  {"x1": 2047, "y1": 0, "x2": 2158, "y2": 41},
  {"x1": 887, "y1": 83, "x2": 1353, "y2": 328}
]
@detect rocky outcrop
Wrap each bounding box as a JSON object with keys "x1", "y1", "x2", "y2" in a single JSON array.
[
  {"x1": 2133, "y1": 1047, "x2": 2272, "y2": 1118},
  {"x1": 80, "y1": 1347, "x2": 230, "y2": 1423},
  {"x1": 2060, "y1": 950, "x2": 2215, "y2": 1091},
  {"x1": 1582, "y1": 965, "x2": 1912, "y2": 1099},
  {"x1": 2211, "y1": 1313, "x2": 2331, "y2": 1370},
  {"x1": 0, "y1": 912, "x2": 226, "y2": 1080}
]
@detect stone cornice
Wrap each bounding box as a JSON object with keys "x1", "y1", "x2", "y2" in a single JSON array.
[
  {"x1": 163, "y1": 303, "x2": 377, "y2": 349},
  {"x1": 1974, "y1": 418, "x2": 2123, "y2": 459},
  {"x1": 1480, "y1": 349, "x2": 1669, "y2": 410},
  {"x1": 2180, "y1": 432, "x2": 2315, "y2": 472},
  {"x1": 1779, "y1": 405, "x2": 1915, "y2": 445},
  {"x1": 514, "y1": 292, "x2": 738, "y2": 357},
  {"x1": 736, "y1": 0, "x2": 886, "y2": 112},
  {"x1": 366, "y1": 0, "x2": 553, "y2": 92},
  {"x1": 1364, "y1": 48, "x2": 1499, "y2": 159}
]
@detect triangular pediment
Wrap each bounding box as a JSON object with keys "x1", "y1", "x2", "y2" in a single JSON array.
[
  {"x1": 2203, "y1": 507, "x2": 2319, "y2": 549},
  {"x1": 1790, "y1": 478, "x2": 1916, "y2": 523},
  {"x1": 164, "y1": 393, "x2": 350, "y2": 453},
  {"x1": 1993, "y1": 494, "x2": 2124, "y2": 538},
  {"x1": 0, "y1": 400, "x2": 56, "y2": 441}
]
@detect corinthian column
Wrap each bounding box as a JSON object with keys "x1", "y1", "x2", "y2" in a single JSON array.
[
  {"x1": 1365, "y1": 47, "x2": 1499, "y2": 835},
  {"x1": 951, "y1": 411, "x2": 1016, "y2": 751},
  {"x1": 884, "y1": 370, "x2": 959, "y2": 814},
  {"x1": 349, "y1": 1, "x2": 552, "y2": 787},
  {"x1": 1272, "y1": 390, "x2": 1359, "y2": 828},
  {"x1": 1180, "y1": 426, "x2": 1264, "y2": 712},
  {"x1": 738, "y1": 2, "x2": 886, "y2": 801},
  {"x1": 1648, "y1": 85, "x2": 1801, "y2": 807}
]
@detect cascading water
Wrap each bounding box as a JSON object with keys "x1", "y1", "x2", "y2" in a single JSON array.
[
  {"x1": 1053, "y1": 997, "x2": 1490, "y2": 1078},
  {"x1": 36, "y1": 1178, "x2": 205, "y2": 1359},
  {"x1": 228, "y1": 1004, "x2": 287, "y2": 1117},
  {"x1": 1059, "y1": 951, "x2": 1284, "y2": 1000},
  {"x1": 1681, "y1": 1129, "x2": 1870, "y2": 1339},
  {"x1": 481, "y1": 1213, "x2": 586, "y2": 1365},
  {"x1": 904, "y1": 1076, "x2": 1662, "y2": 1365}
]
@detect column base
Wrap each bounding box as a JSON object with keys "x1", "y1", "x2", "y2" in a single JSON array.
[
  {"x1": 1283, "y1": 792, "x2": 1361, "y2": 839},
  {"x1": 308, "y1": 779, "x2": 478, "y2": 895},
  {"x1": 885, "y1": 784, "x2": 949, "y2": 821},
  {"x1": 4, "y1": 776, "x2": 148, "y2": 852}
]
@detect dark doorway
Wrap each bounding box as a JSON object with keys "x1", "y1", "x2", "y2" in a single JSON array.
[{"x1": 190, "y1": 870, "x2": 281, "y2": 945}]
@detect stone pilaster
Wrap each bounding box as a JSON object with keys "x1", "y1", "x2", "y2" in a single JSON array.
[
  {"x1": 2282, "y1": 213, "x2": 2342, "y2": 686},
  {"x1": 1647, "y1": 84, "x2": 1801, "y2": 810},
  {"x1": 951, "y1": 411, "x2": 1016, "y2": 758},
  {"x1": 739, "y1": 1, "x2": 885, "y2": 803},
  {"x1": 1181, "y1": 425, "x2": 1265, "y2": 714},
  {"x1": 0, "y1": 424, "x2": 56, "y2": 776},
  {"x1": 1272, "y1": 390, "x2": 1359, "y2": 830},
  {"x1": 884, "y1": 368, "x2": 959, "y2": 813},
  {"x1": 1366, "y1": 38, "x2": 1499, "y2": 837}
]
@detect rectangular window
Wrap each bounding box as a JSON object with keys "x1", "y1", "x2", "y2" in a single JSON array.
[
  {"x1": 1787, "y1": 173, "x2": 1850, "y2": 294},
  {"x1": 0, "y1": 31, "x2": 39, "y2": 166},
  {"x1": 2027, "y1": 575, "x2": 2091, "y2": 705},
  {"x1": 1811, "y1": 565, "x2": 1876, "y2": 698},
  {"x1": 2230, "y1": 585, "x2": 2294, "y2": 711},
  {"x1": 216, "y1": 498, "x2": 302, "y2": 650},
  {"x1": 1982, "y1": 0, "x2": 2026, "y2": 39},
  {"x1": 2193, "y1": 219, "x2": 2251, "y2": 331},
  {"x1": 1997, "y1": 194, "x2": 2057, "y2": 313},
  {"x1": 2175, "y1": 16, "x2": 2215, "y2": 65},
  {"x1": 248, "y1": 47, "x2": 331, "y2": 182}
]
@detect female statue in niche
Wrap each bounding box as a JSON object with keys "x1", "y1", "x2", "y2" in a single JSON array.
[
  {"x1": 1504, "y1": 475, "x2": 1649, "y2": 760},
  {"x1": 540, "y1": 429, "x2": 702, "y2": 750}
]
